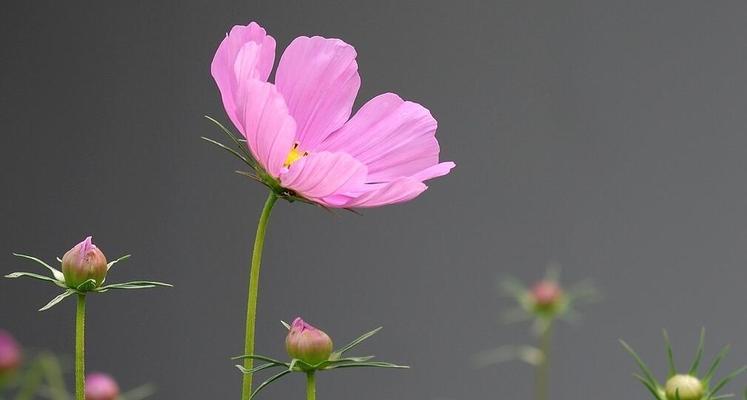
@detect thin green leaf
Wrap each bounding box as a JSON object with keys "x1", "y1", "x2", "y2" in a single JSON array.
[
  {"x1": 662, "y1": 329, "x2": 676, "y2": 378},
  {"x1": 231, "y1": 354, "x2": 287, "y2": 366},
  {"x1": 499, "y1": 277, "x2": 527, "y2": 298},
  {"x1": 320, "y1": 356, "x2": 377, "y2": 369},
  {"x1": 620, "y1": 340, "x2": 659, "y2": 389},
  {"x1": 710, "y1": 395, "x2": 735, "y2": 400},
  {"x1": 201, "y1": 136, "x2": 252, "y2": 166},
  {"x1": 107, "y1": 254, "x2": 131, "y2": 271},
  {"x1": 236, "y1": 362, "x2": 284, "y2": 374},
  {"x1": 633, "y1": 373, "x2": 664, "y2": 400},
  {"x1": 335, "y1": 327, "x2": 382, "y2": 355},
  {"x1": 325, "y1": 361, "x2": 409, "y2": 370},
  {"x1": 704, "y1": 345, "x2": 731, "y2": 383},
  {"x1": 248, "y1": 370, "x2": 292, "y2": 400},
  {"x1": 12, "y1": 253, "x2": 65, "y2": 282},
  {"x1": 97, "y1": 281, "x2": 172, "y2": 291},
  {"x1": 5, "y1": 271, "x2": 63, "y2": 286},
  {"x1": 204, "y1": 115, "x2": 257, "y2": 167},
  {"x1": 39, "y1": 290, "x2": 76, "y2": 311},
  {"x1": 708, "y1": 366, "x2": 747, "y2": 398},
  {"x1": 689, "y1": 328, "x2": 706, "y2": 375}
]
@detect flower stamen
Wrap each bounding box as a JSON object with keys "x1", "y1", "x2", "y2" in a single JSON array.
[{"x1": 284, "y1": 143, "x2": 308, "y2": 168}]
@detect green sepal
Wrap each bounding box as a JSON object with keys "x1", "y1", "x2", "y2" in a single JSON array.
[
  {"x1": 704, "y1": 345, "x2": 731, "y2": 384},
  {"x1": 333, "y1": 326, "x2": 382, "y2": 357},
  {"x1": 76, "y1": 279, "x2": 98, "y2": 292},
  {"x1": 39, "y1": 290, "x2": 76, "y2": 311},
  {"x1": 708, "y1": 366, "x2": 747, "y2": 399},
  {"x1": 663, "y1": 329, "x2": 677, "y2": 378},
  {"x1": 620, "y1": 340, "x2": 659, "y2": 390},
  {"x1": 5, "y1": 271, "x2": 66, "y2": 288},
  {"x1": 236, "y1": 362, "x2": 286, "y2": 375},
  {"x1": 324, "y1": 361, "x2": 409, "y2": 370},
  {"x1": 107, "y1": 254, "x2": 131, "y2": 271},
  {"x1": 204, "y1": 115, "x2": 258, "y2": 168},
  {"x1": 96, "y1": 280, "x2": 173, "y2": 292},
  {"x1": 12, "y1": 253, "x2": 65, "y2": 282},
  {"x1": 633, "y1": 373, "x2": 664, "y2": 400},
  {"x1": 232, "y1": 354, "x2": 288, "y2": 366},
  {"x1": 689, "y1": 328, "x2": 706, "y2": 375}
]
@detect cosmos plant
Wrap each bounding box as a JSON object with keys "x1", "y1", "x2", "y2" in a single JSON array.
[
  {"x1": 5, "y1": 237, "x2": 170, "y2": 400},
  {"x1": 205, "y1": 21, "x2": 453, "y2": 399},
  {"x1": 235, "y1": 318, "x2": 407, "y2": 400},
  {"x1": 474, "y1": 266, "x2": 599, "y2": 400},
  {"x1": 621, "y1": 329, "x2": 746, "y2": 400}
]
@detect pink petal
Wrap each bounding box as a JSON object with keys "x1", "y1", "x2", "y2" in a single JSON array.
[
  {"x1": 409, "y1": 161, "x2": 456, "y2": 181},
  {"x1": 342, "y1": 178, "x2": 428, "y2": 208},
  {"x1": 280, "y1": 151, "x2": 367, "y2": 204},
  {"x1": 319, "y1": 93, "x2": 450, "y2": 182},
  {"x1": 275, "y1": 36, "x2": 361, "y2": 151},
  {"x1": 235, "y1": 79, "x2": 296, "y2": 177},
  {"x1": 212, "y1": 22, "x2": 276, "y2": 129}
]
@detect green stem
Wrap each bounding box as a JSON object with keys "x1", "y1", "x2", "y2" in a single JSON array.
[
  {"x1": 535, "y1": 322, "x2": 553, "y2": 400},
  {"x1": 75, "y1": 294, "x2": 86, "y2": 400},
  {"x1": 306, "y1": 372, "x2": 316, "y2": 400},
  {"x1": 241, "y1": 191, "x2": 278, "y2": 400}
]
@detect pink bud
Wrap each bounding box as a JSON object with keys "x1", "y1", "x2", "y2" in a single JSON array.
[
  {"x1": 0, "y1": 330, "x2": 21, "y2": 375},
  {"x1": 85, "y1": 372, "x2": 120, "y2": 400},
  {"x1": 285, "y1": 317, "x2": 333, "y2": 365},
  {"x1": 530, "y1": 280, "x2": 564, "y2": 310},
  {"x1": 62, "y1": 236, "x2": 108, "y2": 289}
]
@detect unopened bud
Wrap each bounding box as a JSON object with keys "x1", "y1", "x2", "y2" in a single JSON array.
[
  {"x1": 285, "y1": 317, "x2": 333, "y2": 365},
  {"x1": 85, "y1": 372, "x2": 120, "y2": 400},
  {"x1": 0, "y1": 330, "x2": 21, "y2": 376},
  {"x1": 665, "y1": 374, "x2": 704, "y2": 400},
  {"x1": 62, "y1": 236, "x2": 108, "y2": 289},
  {"x1": 530, "y1": 280, "x2": 564, "y2": 311}
]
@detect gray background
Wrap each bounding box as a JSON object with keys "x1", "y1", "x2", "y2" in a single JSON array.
[{"x1": 2, "y1": 1, "x2": 747, "y2": 399}]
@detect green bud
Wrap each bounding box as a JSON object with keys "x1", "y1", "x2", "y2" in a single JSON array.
[{"x1": 665, "y1": 374, "x2": 704, "y2": 400}]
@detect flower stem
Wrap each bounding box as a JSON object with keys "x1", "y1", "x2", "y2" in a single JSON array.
[
  {"x1": 535, "y1": 322, "x2": 553, "y2": 400},
  {"x1": 306, "y1": 372, "x2": 316, "y2": 400},
  {"x1": 242, "y1": 191, "x2": 278, "y2": 400},
  {"x1": 75, "y1": 294, "x2": 86, "y2": 400}
]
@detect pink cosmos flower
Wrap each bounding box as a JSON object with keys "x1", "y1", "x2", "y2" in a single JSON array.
[
  {"x1": 0, "y1": 330, "x2": 21, "y2": 374},
  {"x1": 85, "y1": 372, "x2": 120, "y2": 400},
  {"x1": 211, "y1": 22, "x2": 454, "y2": 208}
]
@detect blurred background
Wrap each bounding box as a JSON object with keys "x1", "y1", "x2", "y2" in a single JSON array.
[{"x1": 2, "y1": 1, "x2": 747, "y2": 399}]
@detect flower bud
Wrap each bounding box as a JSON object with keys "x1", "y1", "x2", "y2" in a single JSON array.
[
  {"x1": 0, "y1": 330, "x2": 21, "y2": 376},
  {"x1": 285, "y1": 317, "x2": 333, "y2": 365},
  {"x1": 530, "y1": 280, "x2": 564, "y2": 311},
  {"x1": 665, "y1": 374, "x2": 704, "y2": 400},
  {"x1": 85, "y1": 372, "x2": 120, "y2": 400},
  {"x1": 62, "y1": 236, "x2": 108, "y2": 289}
]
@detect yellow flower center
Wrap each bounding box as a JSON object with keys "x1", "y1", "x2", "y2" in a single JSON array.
[{"x1": 284, "y1": 143, "x2": 308, "y2": 168}]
